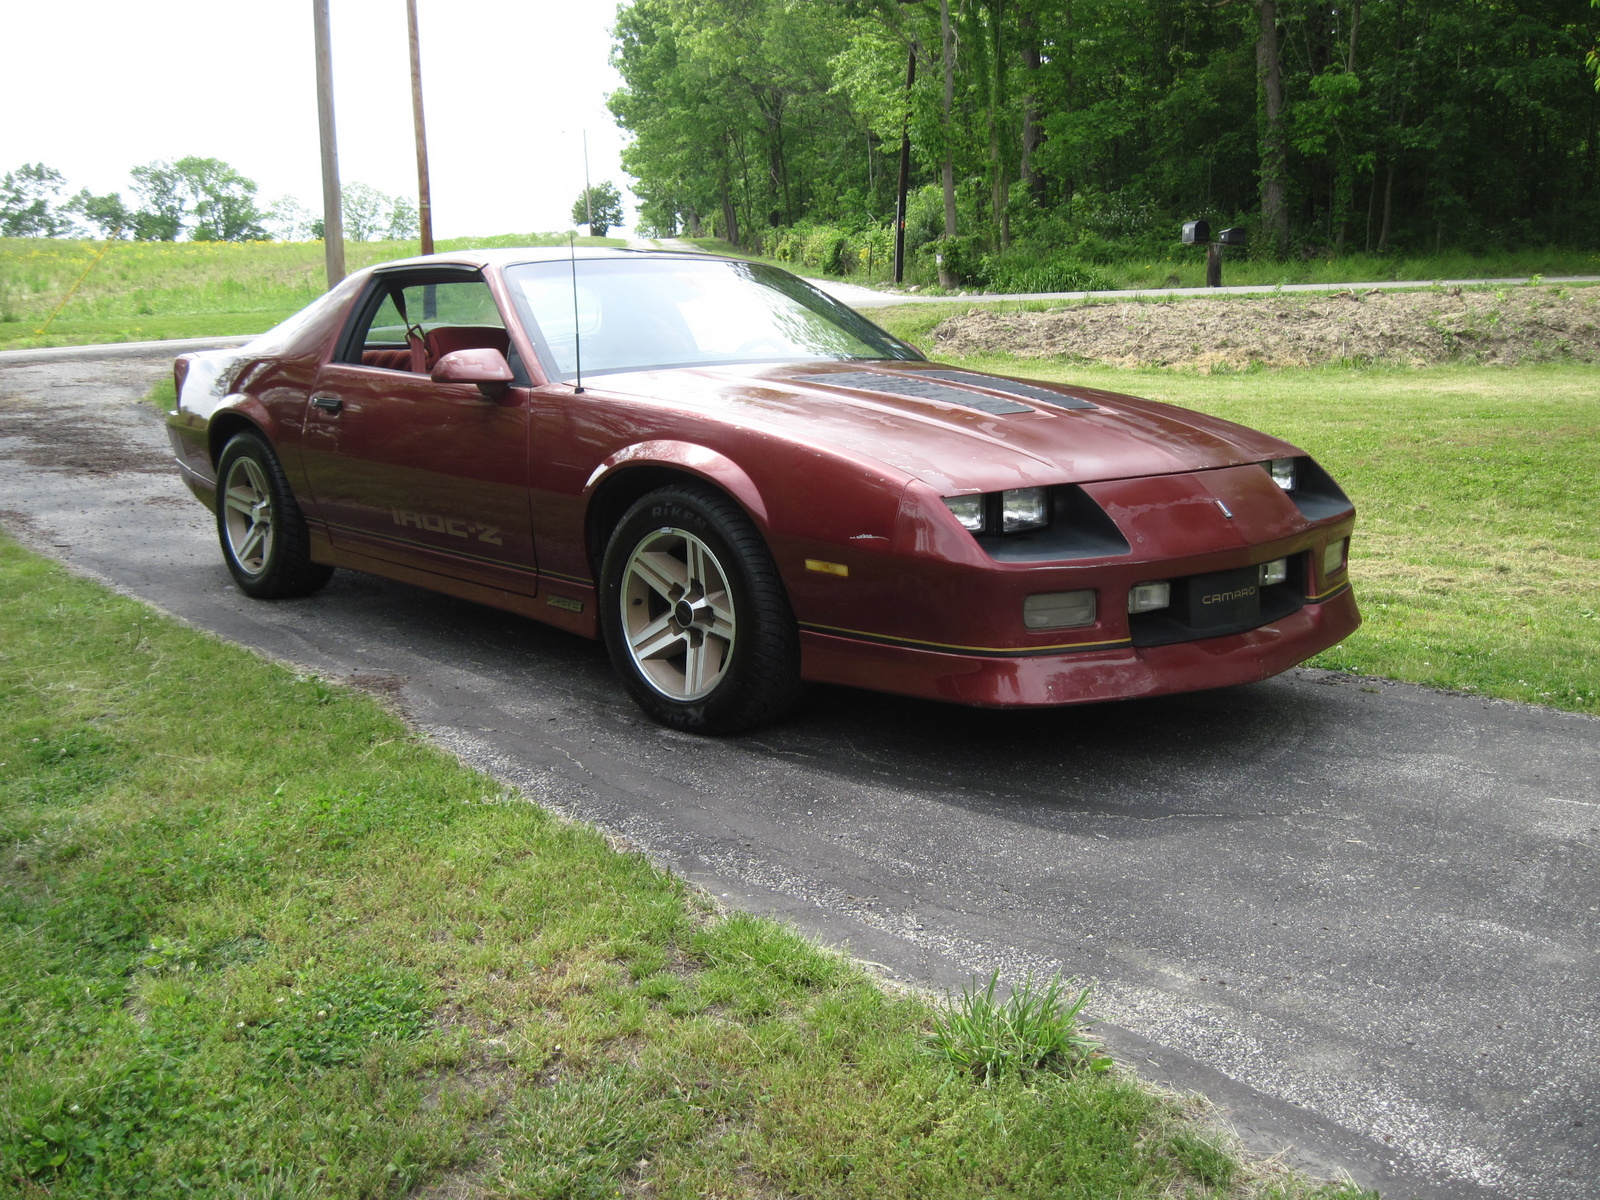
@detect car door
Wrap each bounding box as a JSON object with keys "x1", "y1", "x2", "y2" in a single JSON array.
[{"x1": 299, "y1": 269, "x2": 539, "y2": 596}]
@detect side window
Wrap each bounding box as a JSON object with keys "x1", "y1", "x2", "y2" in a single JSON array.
[{"x1": 339, "y1": 275, "x2": 510, "y2": 373}]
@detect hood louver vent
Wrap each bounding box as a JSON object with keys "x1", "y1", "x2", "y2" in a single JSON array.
[
  {"x1": 797, "y1": 371, "x2": 1033, "y2": 415},
  {"x1": 912, "y1": 370, "x2": 1098, "y2": 411}
]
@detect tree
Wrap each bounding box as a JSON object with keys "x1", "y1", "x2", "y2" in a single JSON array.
[
  {"x1": 388, "y1": 196, "x2": 419, "y2": 240},
  {"x1": 1, "y1": 163, "x2": 73, "y2": 237},
  {"x1": 65, "y1": 189, "x2": 133, "y2": 238},
  {"x1": 185, "y1": 158, "x2": 267, "y2": 241},
  {"x1": 571, "y1": 182, "x2": 624, "y2": 236},
  {"x1": 336, "y1": 183, "x2": 415, "y2": 241},
  {"x1": 341, "y1": 183, "x2": 390, "y2": 241},
  {"x1": 129, "y1": 157, "x2": 265, "y2": 241},
  {"x1": 264, "y1": 196, "x2": 317, "y2": 241},
  {"x1": 129, "y1": 161, "x2": 187, "y2": 240}
]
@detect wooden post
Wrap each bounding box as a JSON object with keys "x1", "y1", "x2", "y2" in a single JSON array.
[
  {"x1": 313, "y1": 0, "x2": 345, "y2": 288},
  {"x1": 1206, "y1": 242, "x2": 1223, "y2": 288},
  {"x1": 407, "y1": 0, "x2": 434, "y2": 255}
]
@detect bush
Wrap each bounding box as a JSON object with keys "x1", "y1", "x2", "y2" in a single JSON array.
[
  {"x1": 973, "y1": 252, "x2": 1115, "y2": 294},
  {"x1": 762, "y1": 221, "x2": 895, "y2": 278}
]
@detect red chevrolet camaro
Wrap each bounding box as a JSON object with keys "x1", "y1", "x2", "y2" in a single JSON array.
[{"x1": 167, "y1": 248, "x2": 1358, "y2": 733}]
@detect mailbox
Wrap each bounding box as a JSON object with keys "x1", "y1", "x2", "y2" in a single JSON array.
[
  {"x1": 1181, "y1": 219, "x2": 1210, "y2": 245},
  {"x1": 1217, "y1": 226, "x2": 1248, "y2": 247}
]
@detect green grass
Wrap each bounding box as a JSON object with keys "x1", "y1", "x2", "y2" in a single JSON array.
[
  {"x1": 0, "y1": 234, "x2": 626, "y2": 351},
  {"x1": 1099, "y1": 247, "x2": 1600, "y2": 293},
  {"x1": 0, "y1": 536, "x2": 1373, "y2": 1199},
  {"x1": 684, "y1": 236, "x2": 1600, "y2": 291},
  {"x1": 871, "y1": 320, "x2": 1600, "y2": 716}
]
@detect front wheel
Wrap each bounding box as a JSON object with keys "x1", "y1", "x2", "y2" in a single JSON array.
[
  {"x1": 600, "y1": 484, "x2": 800, "y2": 734},
  {"x1": 215, "y1": 430, "x2": 333, "y2": 599}
]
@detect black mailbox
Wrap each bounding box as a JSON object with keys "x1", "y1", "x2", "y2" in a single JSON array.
[
  {"x1": 1217, "y1": 226, "x2": 1248, "y2": 247},
  {"x1": 1181, "y1": 219, "x2": 1210, "y2": 245}
]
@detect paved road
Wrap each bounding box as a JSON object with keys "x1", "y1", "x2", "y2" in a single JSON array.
[{"x1": 2, "y1": 355, "x2": 1596, "y2": 1200}]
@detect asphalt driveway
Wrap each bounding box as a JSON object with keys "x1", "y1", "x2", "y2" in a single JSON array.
[{"x1": 1, "y1": 351, "x2": 1595, "y2": 1200}]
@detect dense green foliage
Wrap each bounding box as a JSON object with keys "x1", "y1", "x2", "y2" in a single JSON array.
[{"x1": 609, "y1": 0, "x2": 1600, "y2": 282}]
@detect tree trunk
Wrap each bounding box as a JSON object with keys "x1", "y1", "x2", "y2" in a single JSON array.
[
  {"x1": 939, "y1": 0, "x2": 957, "y2": 286},
  {"x1": 1376, "y1": 164, "x2": 1394, "y2": 253},
  {"x1": 719, "y1": 172, "x2": 740, "y2": 248},
  {"x1": 1256, "y1": 1, "x2": 1288, "y2": 258},
  {"x1": 1018, "y1": 4, "x2": 1046, "y2": 205},
  {"x1": 988, "y1": 0, "x2": 1009, "y2": 247}
]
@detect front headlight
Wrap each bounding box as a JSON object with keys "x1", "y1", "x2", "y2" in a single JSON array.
[
  {"x1": 944, "y1": 488, "x2": 1051, "y2": 535},
  {"x1": 1265, "y1": 457, "x2": 1297, "y2": 490},
  {"x1": 943, "y1": 495, "x2": 986, "y2": 533},
  {"x1": 1001, "y1": 487, "x2": 1048, "y2": 533}
]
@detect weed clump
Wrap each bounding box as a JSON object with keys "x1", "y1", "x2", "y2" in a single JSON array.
[{"x1": 930, "y1": 969, "x2": 1108, "y2": 1084}]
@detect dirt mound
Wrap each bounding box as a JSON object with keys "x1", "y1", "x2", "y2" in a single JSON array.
[{"x1": 930, "y1": 285, "x2": 1600, "y2": 370}]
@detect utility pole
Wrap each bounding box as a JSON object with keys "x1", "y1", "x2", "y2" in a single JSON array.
[
  {"x1": 406, "y1": 0, "x2": 434, "y2": 254},
  {"x1": 312, "y1": 0, "x2": 345, "y2": 287}
]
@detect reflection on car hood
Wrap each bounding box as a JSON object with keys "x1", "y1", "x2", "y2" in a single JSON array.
[{"x1": 595, "y1": 361, "x2": 1299, "y2": 493}]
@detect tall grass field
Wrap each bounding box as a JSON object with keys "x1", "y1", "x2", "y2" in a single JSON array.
[{"x1": 0, "y1": 235, "x2": 623, "y2": 350}]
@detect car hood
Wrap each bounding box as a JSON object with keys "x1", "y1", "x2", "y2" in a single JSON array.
[{"x1": 596, "y1": 361, "x2": 1298, "y2": 493}]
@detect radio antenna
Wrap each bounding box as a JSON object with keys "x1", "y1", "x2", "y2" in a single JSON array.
[{"x1": 568, "y1": 232, "x2": 584, "y2": 394}]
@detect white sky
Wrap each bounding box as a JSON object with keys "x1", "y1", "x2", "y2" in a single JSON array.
[{"x1": 1, "y1": 0, "x2": 638, "y2": 239}]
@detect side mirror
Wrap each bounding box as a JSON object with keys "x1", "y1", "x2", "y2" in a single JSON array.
[{"x1": 431, "y1": 348, "x2": 514, "y2": 399}]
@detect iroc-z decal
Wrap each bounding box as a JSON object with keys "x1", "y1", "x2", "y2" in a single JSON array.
[{"x1": 391, "y1": 508, "x2": 503, "y2": 545}]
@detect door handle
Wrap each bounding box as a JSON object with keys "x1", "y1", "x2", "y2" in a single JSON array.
[{"x1": 310, "y1": 394, "x2": 343, "y2": 415}]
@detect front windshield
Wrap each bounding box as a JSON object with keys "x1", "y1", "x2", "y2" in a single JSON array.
[{"x1": 504, "y1": 257, "x2": 921, "y2": 380}]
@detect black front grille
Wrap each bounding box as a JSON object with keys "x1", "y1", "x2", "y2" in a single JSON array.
[{"x1": 1129, "y1": 554, "x2": 1307, "y2": 647}]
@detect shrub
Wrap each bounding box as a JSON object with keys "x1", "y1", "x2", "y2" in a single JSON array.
[{"x1": 973, "y1": 252, "x2": 1115, "y2": 294}]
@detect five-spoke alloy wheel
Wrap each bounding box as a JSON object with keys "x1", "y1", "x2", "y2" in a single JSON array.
[
  {"x1": 601, "y1": 484, "x2": 800, "y2": 734},
  {"x1": 215, "y1": 431, "x2": 333, "y2": 599}
]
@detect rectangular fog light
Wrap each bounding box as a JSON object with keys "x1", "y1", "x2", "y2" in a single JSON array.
[
  {"x1": 1259, "y1": 558, "x2": 1288, "y2": 586},
  {"x1": 1323, "y1": 538, "x2": 1348, "y2": 576},
  {"x1": 1127, "y1": 581, "x2": 1171, "y2": 614},
  {"x1": 1024, "y1": 590, "x2": 1096, "y2": 630}
]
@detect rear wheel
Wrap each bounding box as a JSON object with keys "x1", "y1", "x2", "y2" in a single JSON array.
[
  {"x1": 600, "y1": 484, "x2": 800, "y2": 734},
  {"x1": 216, "y1": 430, "x2": 332, "y2": 599}
]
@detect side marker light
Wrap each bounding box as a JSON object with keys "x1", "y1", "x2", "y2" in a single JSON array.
[{"x1": 805, "y1": 559, "x2": 850, "y2": 577}]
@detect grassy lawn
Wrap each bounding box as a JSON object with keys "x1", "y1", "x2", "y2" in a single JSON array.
[
  {"x1": 679, "y1": 235, "x2": 1600, "y2": 291},
  {"x1": 876, "y1": 307, "x2": 1600, "y2": 717},
  {"x1": 0, "y1": 235, "x2": 625, "y2": 351},
  {"x1": 0, "y1": 538, "x2": 1372, "y2": 1199}
]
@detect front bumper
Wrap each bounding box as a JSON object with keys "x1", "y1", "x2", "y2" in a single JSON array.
[{"x1": 798, "y1": 585, "x2": 1359, "y2": 707}]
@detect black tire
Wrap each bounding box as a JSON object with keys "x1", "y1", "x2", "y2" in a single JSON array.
[
  {"x1": 215, "y1": 430, "x2": 333, "y2": 599},
  {"x1": 600, "y1": 484, "x2": 801, "y2": 735}
]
